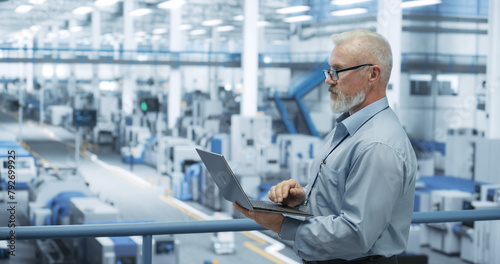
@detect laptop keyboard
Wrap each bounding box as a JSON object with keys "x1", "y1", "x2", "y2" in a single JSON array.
[{"x1": 249, "y1": 199, "x2": 311, "y2": 215}]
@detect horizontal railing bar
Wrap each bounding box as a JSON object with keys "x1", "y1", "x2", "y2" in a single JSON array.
[{"x1": 2, "y1": 209, "x2": 500, "y2": 241}]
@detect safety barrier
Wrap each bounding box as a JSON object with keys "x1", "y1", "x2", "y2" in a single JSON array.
[{"x1": 1, "y1": 209, "x2": 500, "y2": 264}]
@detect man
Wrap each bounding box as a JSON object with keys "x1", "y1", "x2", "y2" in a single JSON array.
[{"x1": 234, "y1": 29, "x2": 417, "y2": 264}]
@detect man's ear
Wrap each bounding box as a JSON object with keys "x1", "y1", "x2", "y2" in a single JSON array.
[{"x1": 368, "y1": 65, "x2": 381, "y2": 84}]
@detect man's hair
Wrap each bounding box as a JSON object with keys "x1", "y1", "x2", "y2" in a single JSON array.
[{"x1": 331, "y1": 29, "x2": 393, "y2": 84}]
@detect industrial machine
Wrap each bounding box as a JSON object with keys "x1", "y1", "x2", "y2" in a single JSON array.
[
  {"x1": 120, "y1": 126, "x2": 152, "y2": 164},
  {"x1": 427, "y1": 190, "x2": 472, "y2": 255},
  {"x1": 0, "y1": 140, "x2": 37, "y2": 192},
  {"x1": 275, "y1": 134, "x2": 322, "y2": 185},
  {"x1": 93, "y1": 95, "x2": 120, "y2": 145}
]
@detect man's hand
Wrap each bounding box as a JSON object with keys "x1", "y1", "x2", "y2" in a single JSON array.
[
  {"x1": 268, "y1": 179, "x2": 306, "y2": 208},
  {"x1": 233, "y1": 202, "x2": 284, "y2": 234}
]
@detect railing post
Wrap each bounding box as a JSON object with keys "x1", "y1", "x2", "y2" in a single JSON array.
[{"x1": 143, "y1": 234, "x2": 152, "y2": 264}]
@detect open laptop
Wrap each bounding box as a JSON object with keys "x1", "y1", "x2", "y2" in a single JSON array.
[{"x1": 195, "y1": 148, "x2": 312, "y2": 216}]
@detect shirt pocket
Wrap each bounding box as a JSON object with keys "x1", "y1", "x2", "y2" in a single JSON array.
[{"x1": 315, "y1": 165, "x2": 346, "y2": 212}]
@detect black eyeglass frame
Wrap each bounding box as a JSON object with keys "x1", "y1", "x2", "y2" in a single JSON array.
[{"x1": 323, "y1": 64, "x2": 374, "y2": 81}]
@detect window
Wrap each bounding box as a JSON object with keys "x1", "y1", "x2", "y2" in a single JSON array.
[
  {"x1": 437, "y1": 75, "x2": 459, "y2": 96},
  {"x1": 410, "y1": 74, "x2": 432, "y2": 96}
]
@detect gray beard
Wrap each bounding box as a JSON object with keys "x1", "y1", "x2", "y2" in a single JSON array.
[{"x1": 330, "y1": 89, "x2": 366, "y2": 113}]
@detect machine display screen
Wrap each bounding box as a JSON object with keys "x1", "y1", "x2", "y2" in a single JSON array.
[
  {"x1": 156, "y1": 241, "x2": 175, "y2": 254},
  {"x1": 116, "y1": 257, "x2": 136, "y2": 264},
  {"x1": 73, "y1": 109, "x2": 97, "y2": 127}
]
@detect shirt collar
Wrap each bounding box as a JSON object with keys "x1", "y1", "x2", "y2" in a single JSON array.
[{"x1": 336, "y1": 97, "x2": 390, "y2": 136}]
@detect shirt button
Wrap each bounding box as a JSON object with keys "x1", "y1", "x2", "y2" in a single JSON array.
[{"x1": 333, "y1": 141, "x2": 337, "y2": 145}]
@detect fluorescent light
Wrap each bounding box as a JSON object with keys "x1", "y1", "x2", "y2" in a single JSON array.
[
  {"x1": 130, "y1": 8, "x2": 151, "y2": 17},
  {"x1": 258, "y1": 21, "x2": 270, "y2": 27},
  {"x1": 331, "y1": 0, "x2": 372, "y2": 5},
  {"x1": 202, "y1": 19, "x2": 223, "y2": 26},
  {"x1": 58, "y1": 30, "x2": 70, "y2": 38},
  {"x1": 158, "y1": 0, "x2": 185, "y2": 9},
  {"x1": 30, "y1": 25, "x2": 41, "y2": 32},
  {"x1": 233, "y1": 15, "x2": 244, "y2": 21},
  {"x1": 15, "y1": 5, "x2": 33, "y2": 13},
  {"x1": 283, "y1": 15, "x2": 312, "y2": 23},
  {"x1": 151, "y1": 35, "x2": 162, "y2": 40},
  {"x1": 216, "y1": 25, "x2": 235, "y2": 32},
  {"x1": 180, "y1": 24, "x2": 192, "y2": 30},
  {"x1": 153, "y1": 28, "x2": 167, "y2": 35},
  {"x1": 401, "y1": 0, "x2": 441, "y2": 8},
  {"x1": 331, "y1": 8, "x2": 368, "y2": 16},
  {"x1": 276, "y1": 5, "x2": 310, "y2": 14},
  {"x1": 95, "y1": 0, "x2": 120, "y2": 7},
  {"x1": 189, "y1": 29, "x2": 206, "y2": 36},
  {"x1": 29, "y1": 0, "x2": 46, "y2": 4},
  {"x1": 70, "y1": 26, "x2": 83, "y2": 32},
  {"x1": 73, "y1": 6, "x2": 93, "y2": 15}
]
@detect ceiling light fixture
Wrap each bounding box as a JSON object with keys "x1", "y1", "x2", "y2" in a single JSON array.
[
  {"x1": 95, "y1": 0, "x2": 120, "y2": 7},
  {"x1": 73, "y1": 6, "x2": 93, "y2": 15},
  {"x1": 331, "y1": 0, "x2": 372, "y2": 5},
  {"x1": 189, "y1": 29, "x2": 206, "y2": 36},
  {"x1": 401, "y1": 0, "x2": 441, "y2": 8},
  {"x1": 216, "y1": 25, "x2": 235, "y2": 32},
  {"x1": 283, "y1": 15, "x2": 312, "y2": 23},
  {"x1": 70, "y1": 26, "x2": 83, "y2": 32},
  {"x1": 15, "y1": 5, "x2": 33, "y2": 13},
  {"x1": 233, "y1": 15, "x2": 244, "y2": 21},
  {"x1": 180, "y1": 24, "x2": 192, "y2": 30},
  {"x1": 29, "y1": 0, "x2": 46, "y2": 4},
  {"x1": 130, "y1": 8, "x2": 152, "y2": 17},
  {"x1": 276, "y1": 5, "x2": 310, "y2": 14},
  {"x1": 258, "y1": 21, "x2": 270, "y2": 27},
  {"x1": 157, "y1": 0, "x2": 186, "y2": 9},
  {"x1": 30, "y1": 25, "x2": 41, "y2": 32},
  {"x1": 331, "y1": 8, "x2": 368, "y2": 16},
  {"x1": 153, "y1": 28, "x2": 167, "y2": 35},
  {"x1": 201, "y1": 19, "x2": 223, "y2": 26}
]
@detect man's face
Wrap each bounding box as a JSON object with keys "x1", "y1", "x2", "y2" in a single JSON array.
[{"x1": 326, "y1": 44, "x2": 367, "y2": 113}]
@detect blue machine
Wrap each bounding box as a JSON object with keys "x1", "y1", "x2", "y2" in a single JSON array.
[
  {"x1": 0, "y1": 140, "x2": 37, "y2": 190},
  {"x1": 174, "y1": 163, "x2": 202, "y2": 201}
]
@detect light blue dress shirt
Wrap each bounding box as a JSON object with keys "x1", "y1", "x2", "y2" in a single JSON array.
[{"x1": 280, "y1": 97, "x2": 418, "y2": 261}]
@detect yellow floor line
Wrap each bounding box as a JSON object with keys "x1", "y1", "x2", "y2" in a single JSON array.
[
  {"x1": 241, "y1": 231, "x2": 266, "y2": 245},
  {"x1": 244, "y1": 242, "x2": 286, "y2": 264},
  {"x1": 158, "y1": 195, "x2": 204, "y2": 221}
]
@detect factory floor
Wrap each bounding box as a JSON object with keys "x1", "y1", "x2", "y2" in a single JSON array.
[{"x1": 0, "y1": 109, "x2": 469, "y2": 264}]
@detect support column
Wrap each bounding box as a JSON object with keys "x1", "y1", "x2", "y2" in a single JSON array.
[
  {"x1": 210, "y1": 29, "x2": 220, "y2": 100},
  {"x1": 17, "y1": 39, "x2": 25, "y2": 143},
  {"x1": 168, "y1": 4, "x2": 182, "y2": 134},
  {"x1": 241, "y1": 0, "x2": 259, "y2": 117},
  {"x1": 487, "y1": 0, "x2": 500, "y2": 139},
  {"x1": 377, "y1": 0, "x2": 402, "y2": 115},
  {"x1": 486, "y1": 1, "x2": 500, "y2": 264},
  {"x1": 51, "y1": 26, "x2": 59, "y2": 95},
  {"x1": 68, "y1": 20, "x2": 78, "y2": 99},
  {"x1": 37, "y1": 30, "x2": 46, "y2": 125},
  {"x1": 92, "y1": 8, "x2": 102, "y2": 108},
  {"x1": 26, "y1": 36, "x2": 34, "y2": 93},
  {"x1": 122, "y1": 0, "x2": 136, "y2": 116}
]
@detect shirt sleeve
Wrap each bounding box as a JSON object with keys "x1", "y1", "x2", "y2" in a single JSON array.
[{"x1": 280, "y1": 142, "x2": 406, "y2": 260}]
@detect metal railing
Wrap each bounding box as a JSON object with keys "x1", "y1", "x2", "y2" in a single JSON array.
[{"x1": 1, "y1": 209, "x2": 500, "y2": 264}]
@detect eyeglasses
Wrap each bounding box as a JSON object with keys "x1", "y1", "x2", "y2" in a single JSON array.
[{"x1": 323, "y1": 64, "x2": 374, "y2": 81}]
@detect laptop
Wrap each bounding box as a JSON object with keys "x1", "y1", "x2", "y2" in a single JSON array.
[{"x1": 195, "y1": 148, "x2": 312, "y2": 216}]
